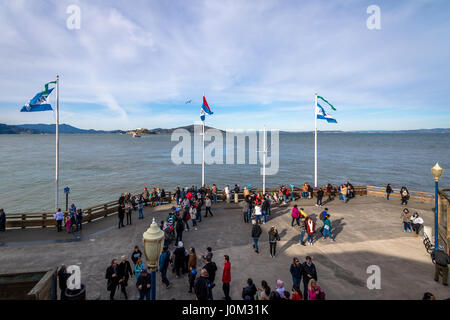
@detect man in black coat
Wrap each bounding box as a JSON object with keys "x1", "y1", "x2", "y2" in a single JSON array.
[
  {"x1": 173, "y1": 241, "x2": 186, "y2": 277},
  {"x1": 105, "y1": 259, "x2": 119, "y2": 300},
  {"x1": 118, "y1": 204, "x2": 125, "y2": 229},
  {"x1": 136, "y1": 269, "x2": 152, "y2": 300},
  {"x1": 57, "y1": 264, "x2": 70, "y2": 300},
  {"x1": 117, "y1": 256, "x2": 133, "y2": 300},
  {"x1": 203, "y1": 256, "x2": 218, "y2": 300},
  {"x1": 302, "y1": 256, "x2": 318, "y2": 300},
  {"x1": 194, "y1": 268, "x2": 211, "y2": 300},
  {"x1": 175, "y1": 216, "x2": 184, "y2": 243}
]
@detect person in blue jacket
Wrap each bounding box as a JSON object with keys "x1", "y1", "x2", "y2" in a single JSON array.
[{"x1": 159, "y1": 246, "x2": 172, "y2": 289}]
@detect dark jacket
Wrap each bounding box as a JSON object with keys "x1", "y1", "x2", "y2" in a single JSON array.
[
  {"x1": 268, "y1": 230, "x2": 280, "y2": 243},
  {"x1": 302, "y1": 262, "x2": 318, "y2": 284},
  {"x1": 203, "y1": 261, "x2": 218, "y2": 284},
  {"x1": 105, "y1": 265, "x2": 119, "y2": 290},
  {"x1": 159, "y1": 250, "x2": 171, "y2": 271},
  {"x1": 176, "y1": 218, "x2": 184, "y2": 233},
  {"x1": 194, "y1": 276, "x2": 210, "y2": 300},
  {"x1": 58, "y1": 269, "x2": 70, "y2": 291},
  {"x1": 251, "y1": 224, "x2": 262, "y2": 238},
  {"x1": 136, "y1": 273, "x2": 151, "y2": 292},
  {"x1": 118, "y1": 260, "x2": 133, "y2": 284},
  {"x1": 432, "y1": 250, "x2": 450, "y2": 266},
  {"x1": 290, "y1": 263, "x2": 303, "y2": 280},
  {"x1": 118, "y1": 205, "x2": 125, "y2": 218},
  {"x1": 131, "y1": 249, "x2": 142, "y2": 265},
  {"x1": 262, "y1": 200, "x2": 270, "y2": 211},
  {"x1": 173, "y1": 247, "x2": 185, "y2": 263},
  {"x1": 242, "y1": 283, "x2": 257, "y2": 300},
  {"x1": 317, "y1": 189, "x2": 324, "y2": 198}
]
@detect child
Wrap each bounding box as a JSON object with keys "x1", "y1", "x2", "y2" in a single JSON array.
[
  {"x1": 188, "y1": 266, "x2": 197, "y2": 293},
  {"x1": 65, "y1": 215, "x2": 71, "y2": 233}
]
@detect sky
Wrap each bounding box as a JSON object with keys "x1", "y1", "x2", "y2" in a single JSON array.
[{"x1": 0, "y1": 0, "x2": 449, "y2": 131}]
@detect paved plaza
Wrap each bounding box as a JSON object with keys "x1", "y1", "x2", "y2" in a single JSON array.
[{"x1": 0, "y1": 195, "x2": 448, "y2": 300}]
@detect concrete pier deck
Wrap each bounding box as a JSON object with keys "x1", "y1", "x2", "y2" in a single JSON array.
[{"x1": 0, "y1": 196, "x2": 448, "y2": 300}]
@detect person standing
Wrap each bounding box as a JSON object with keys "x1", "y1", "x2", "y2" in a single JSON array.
[
  {"x1": 262, "y1": 197, "x2": 269, "y2": 224},
  {"x1": 222, "y1": 255, "x2": 231, "y2": 300},
  {"x1": 242, "y1": 278, "x2": 257, "y2": 300},
  {"x1": 326, "y1": 184, "x2": 333, "y2": 201},
  {"x1": 159, "y1": 246, "x2": 172, "y2": 289},
  {"x1": 134, "y1": 257, "x2": 146, "y2": 279},
  {"x1": 54, "y1": 208, "x2": 64, "y2": 232},
  {"x1": 316, "y1": 188, "x2": 324, "y2": 207},
  {"x1": 212, "y1": 184, "x2": 218, "y2": 203},
  {"x1": 400, "y1": 186, "x2": 409, "y2": 205},
  {"x1": 173, "y1": 241, "x2": 186, "y2": 278},
  {"x1": 305, "y1": 216, "x2": 316, "y2": 246},
  {"x1": 57, "y1": 264, "x2": 70, "y2": 300},
  {"x1": 118, "y1": 256, "x2": 133, "y2": 300},
  {"x1": 205, "y1": 196, "x2": 213, "y2": 217},
  {"x1": 203, "y1": 256, "x2": 217, "y2": 300},
  {"x1": 105, "y1": 259, "x2": 120, "y2": 300},
  {"x1": 431, "y1": 250, "x2": 449, "y2": 286},
  {"x1": 341, "y1": 185, "x2": 348, "y2": 203},
  {"x1": 268, "y1": 226, "x2": 280, "y2": 258},
  {"x1": 251, "y1": 219, "x2": 262, "y2": 253},
  {"x1": 243, "y1": 201, "x2": 250, "y2": 223},
  {"x1": 291, "y1": 205, "x2": 300, "y2": 227},
  {"x1": 194, "y1": 269, "x2": 211, "y2": 300},
  {"x1": 136, "y1": 269, "x2": 151, "y2": 300},
  {"x1": 137, "y1": 196, "x2": 144, "y2": 219},
  {"x1": 131, "y1": 246, "x2": 142, "y2": 265},
  {"x1": 308, "y1": 279, "x2": 325, "y2": 300},
  {"x1": 302, "y1": 256, "x2": 318, "y2": 300},
  {"x1": 290, "y1": 258, "x2": 303, "y2": 288},
  {"x1": 125, "y1": 200, "x2": 132, "y2": 225},
  {"x1": 0, "y1": 209, "x2": 5, "y2": 232},
  {"x1": 175, "y1": 216, "x2": 184, "y2": 243},
  {"x1": 386, "y1": 184, "x2": 393, "y2": 200},
  {"x1": 190, "y1": 204, "x2": 198, "y2": 230},
  {"x1": 254, "y1": 203, "x2": 262, "y2": 224},
  {"x1": 76, "y1": 209, "x2": 83, "y2": 231},
  {"x1": 299, "y1": 216, "x2": 307, "y2": 246},
  {"x1": 322, "y1": 214, "x2": 335, "y2": 242},
  {"x1": 400, "y1": 208, "x2": 412, "y2": 232},
  {"x1": 118, "y1": 204, "x2": 125, "y2": 229}
]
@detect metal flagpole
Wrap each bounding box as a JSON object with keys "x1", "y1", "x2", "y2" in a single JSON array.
[
  {"x1": 263, "y1": 125, "x2": 267, "y2": 195},
  {"x1": 314, "y1": 93, "x2": 318, "y2": 188},
  {"x1": 202, "y1": 92, "x2": 205, "y2": 187},
  {"x1": 55, "y1": 75, "x2": 60, "y2": 211}
]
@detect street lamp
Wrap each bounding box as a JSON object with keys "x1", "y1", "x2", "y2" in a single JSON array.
[
  {"x1": 143, "y1": 217, "x2": 164, "y2": 300},
  {"x1": 431, "y1": 163, "x2": 443, "y2": 251}
]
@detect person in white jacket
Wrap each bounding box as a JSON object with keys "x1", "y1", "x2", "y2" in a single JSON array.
[
  {"x1": 411, "y1": 212, "x2": 424, "y2": 237},
  {"x1": 254, "y1": 203, "x2": 262, "y2": 224}
]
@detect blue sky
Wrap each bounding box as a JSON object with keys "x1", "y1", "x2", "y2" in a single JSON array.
[{"x1": 0, "y1": 0, "x2": 449, "y2": 131}]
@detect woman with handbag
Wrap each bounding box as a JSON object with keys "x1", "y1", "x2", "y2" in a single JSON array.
[{"x1": 308, "y1": 279, "x2": 325, "y2": 300}]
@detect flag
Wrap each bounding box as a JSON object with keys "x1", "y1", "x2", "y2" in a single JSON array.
[
  {"x1": 20, "y1": 81, "x2": 56, "y2": 112},
  {"x1": 317, "y1": 96, "x2": 337, "y2": 111},
  {"x1": 317, "y1": 103, "x2": 337, "y2": 123},
  {"x1": 200, "y1": 95, "x2": 213, "y2": 121}
]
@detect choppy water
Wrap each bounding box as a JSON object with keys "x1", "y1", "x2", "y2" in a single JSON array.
[{"x1": 0, "y1": 132, "x2": 449, "y2": 213}]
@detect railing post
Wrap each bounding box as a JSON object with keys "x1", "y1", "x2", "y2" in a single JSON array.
[
  {"x1": 42, "y1": 214, "x2": 46, "y2": 228},
  {"x1": 22, "y1": 214, "x2": 26, "y2": 229},
  {"x1": 104, "y1": 204, "x2": 108, "y2": 217},
  {"x1": 88, "y1": 208, "x2": 92, "y2": 223}
]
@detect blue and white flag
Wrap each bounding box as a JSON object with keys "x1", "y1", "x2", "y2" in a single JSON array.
[
  {"x1": 20, "y1": 81, "x2": 56, "y2": 112},
  {"x1": 317, "y1": 103, "x2": 337, "y2": 123}
]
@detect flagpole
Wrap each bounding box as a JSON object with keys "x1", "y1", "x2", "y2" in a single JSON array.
[
  {"x1": 314, "y1": 93, "x2": 318, "y2": 188},
  {"x1": 202, "y1": 92, "x2": 205, "y2": 187},
  {"x1": 55, "y1": 75, "x2": 60, "y2": 211},
  {"x1": 263, "y1": 125, "x2": 267, "y2": 195}
]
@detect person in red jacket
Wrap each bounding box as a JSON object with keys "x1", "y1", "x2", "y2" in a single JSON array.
[
  {"x1": 222, "y1": 255, "x2": 231, "y2": 300},
  {"x1": 305, "y1": 216, "x2": 316, "y2": 246},
  {"x1": 291, "y1": 285, "x2": 303, "y2": 300}
]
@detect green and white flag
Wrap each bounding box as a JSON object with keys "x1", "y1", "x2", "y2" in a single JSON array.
[{"x1": 317, "y1": 96, "x2": 337, "y2": 111}]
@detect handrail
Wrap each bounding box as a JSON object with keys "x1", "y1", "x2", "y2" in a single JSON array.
[{"x1": 3, "y1": 185, "x2": 437, "y2": 229}]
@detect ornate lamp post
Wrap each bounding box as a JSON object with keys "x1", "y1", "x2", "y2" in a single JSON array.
[
  {"x1": 431, "y1": 163, "x2": 443, "y2": 251},
  {"x1": 143, "y1": 217, "x2": 164, "y2": 300}
]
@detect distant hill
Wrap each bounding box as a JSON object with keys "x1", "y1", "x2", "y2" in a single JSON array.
[
  {"x1": 16, "y1": 124, "x2": 125, "y2": 134},
  {"x1": 0, "y1": 123, "x2": 41, "y2": 134},
  {"x1": 1, "y1": 123, "x2": 449, "y2": 135}
]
